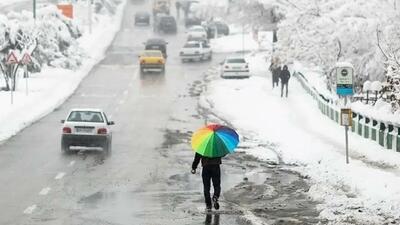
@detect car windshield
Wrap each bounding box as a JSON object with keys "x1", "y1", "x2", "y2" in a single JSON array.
[
  {"x1": 67, "y1": 111, "x2": 104, "y2": 123},
  {"x1": 190, "y1": 27, "x2": 204, "y2": 32},
  {"x1": 227, "y1": 58, "x2": 246, "y2": 63},
  {"x1": 161, "y1": 17, "x2": 174, "y2": 23},
  {"x1": 142, "y1": 51, "x2": 162, "y2": 57},
  {"x1": 145, "y1": 45, "x2": 165, "y2": 52},
  {"x1": 184, "y1": 43, "x2": 200, "y2": 48}
]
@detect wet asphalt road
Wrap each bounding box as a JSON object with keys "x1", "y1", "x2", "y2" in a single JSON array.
[{"x1": 0, "y1": 1, "x2": 322, "y2": 225}]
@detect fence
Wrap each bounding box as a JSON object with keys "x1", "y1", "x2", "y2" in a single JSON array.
[{"x1": 294, "y1": 71, "x2": 400, "y2": 152}]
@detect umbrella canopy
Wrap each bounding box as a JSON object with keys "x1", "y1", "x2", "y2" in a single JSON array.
[{"x1": 191, "y1": 124, "x2": 239, "y2": 158}]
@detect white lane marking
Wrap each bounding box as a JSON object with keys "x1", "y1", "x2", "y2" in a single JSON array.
[
  {"x1": 118, "y1": 99, "x2": 125, "y2": 105},
  {"x1": 39, "y1": 187, "x2": 51, "y2": 196},
  {"x1": 23, "y1": 205, "x2": 37, "y2": 214},
  {"x1": 123, "y1": 90, "x2": 129, "y2": 95},
  {"x1": 128, "y1": 82, "x2": 133, "y2": 87},
  {"x1": 55, "y1": 172, "x2": 66, "y2": 180},
  {"x1": 68, "y1": 161, "x2": 75, "y2": 167}
]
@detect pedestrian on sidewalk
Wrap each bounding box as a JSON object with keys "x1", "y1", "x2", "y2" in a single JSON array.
[
  {"x1": 191, "y1": 152, "x2": 222, "y2": 211},
  {"x1": 269, "y1": 62, "x2": 281, "y2": 89},
  {"x1": 280, "y1": 65, "x2": 291, "y2": 97},
  {"x1": 175, "y1": 1, "x2": 181, "y2": 18}
]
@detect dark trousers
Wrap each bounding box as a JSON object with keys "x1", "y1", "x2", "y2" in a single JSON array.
[
  {"x1": 281, "y1": 82, "x2": 288, "y2": 97},
  {"x1": 272, "y1": 79, "x2": 279, "y2": 88},
  {"x1": 202, "y1": 165, "x2": 221, "y2": 206}
]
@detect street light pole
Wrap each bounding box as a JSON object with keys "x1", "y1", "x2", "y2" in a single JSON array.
[
  {"x1": 88, "y1": 0, "x2": 92, "y2": 33},
  {"x1": 33, "y1": 0, "x2": 36, "y2": 19}
]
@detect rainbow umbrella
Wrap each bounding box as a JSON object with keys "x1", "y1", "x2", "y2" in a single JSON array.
[{"x1": 191, "y1": 124, "x2": 239, "y2": 158}]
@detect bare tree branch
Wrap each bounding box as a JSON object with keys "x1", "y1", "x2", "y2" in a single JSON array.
[
  {"x1": 376, "y1": 26, "x2": 389, "y2": 60},
  {"x1": 336, "y1": 38, "x2": 342, "y2": 61}
]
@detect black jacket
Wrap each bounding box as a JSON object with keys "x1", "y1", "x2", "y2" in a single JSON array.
[
  {"x1": 280, "y1": 68, "x2": 291, "y2": 84},
  {"x1": 192, "y1": 153, "x2": 222, "y2": 170}
]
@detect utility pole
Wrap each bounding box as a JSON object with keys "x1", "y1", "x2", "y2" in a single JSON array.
[
  {"x1": 88, "y1": 0, "x2": 92, "y2": 33},
  {"x1": 33, "y1": 0, "x2": 36, "y2": 19},
  {"x1": 242, "y1": 22, "x2": 245, "y2": 57}
]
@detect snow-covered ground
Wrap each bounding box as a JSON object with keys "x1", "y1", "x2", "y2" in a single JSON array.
[
  {"x1": 201, "y1": 34, "x2": 400, "y2": 223},
  {"x1": 0, "y1": 1, "x2": 126, "y2": 142}
]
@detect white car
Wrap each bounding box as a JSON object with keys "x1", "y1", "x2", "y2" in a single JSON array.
[
  {"x1": 221, "y1": 56, "x2": 250, "y2": 78},
  {"x1": 186, "y1": 25, "x2": 207, "y2": 40},
  {"x1": 61, "y1": 109, "x2": 114, "y2": 154},
  {"x1": 180, "y1": 41, "x2": 212, "y2": 62}
]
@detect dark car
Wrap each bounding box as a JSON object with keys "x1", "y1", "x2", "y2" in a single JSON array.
[
  {"x1": 144, "y1": 38, "x2": 168, "y2": 58},
  {"x1": 135, "y1": 11, "x2": 150, "y2": 25},
  {"x1": 184, "y1": 15, "x2": 202, "y2": 28},
  {"x1": 154, "y1": 15, "x2": 177, "y2": 33},
  {"x1": 206, "y1": 21, "x2": 230, "y2": 38}
]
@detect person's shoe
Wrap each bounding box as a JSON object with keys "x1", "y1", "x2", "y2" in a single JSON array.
[
  {"x1": 206, "y1": 204, "x2": 212, "y2": 212},
  {"x1": 212, "y1": 196, "x2": 220, "y2": 210}
]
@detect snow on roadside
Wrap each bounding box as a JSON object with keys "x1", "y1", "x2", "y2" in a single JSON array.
[
  {"x1": 200, "y1": 52, "x2": 400, "y2": 224},
  {"x1": 0, "y1": 0, "x2": 126, "y2": 142},
  {"x1": 293, "y1": 61, "x2": 400, "y2": 125},
  {"x1": 210, "y1": 32, "x2": 259, "y2": 53}
]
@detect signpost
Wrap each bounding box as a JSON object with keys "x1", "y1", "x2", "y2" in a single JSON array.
[
  {"x1": 6, "y1": 51, "x2": 19, "y2": 104},
  {"x1": 336, "y1": 62, "x2": 354, "y2": 164},
  {"x1": 21, "y1": 53, "x2": 32, "y2": 96}
]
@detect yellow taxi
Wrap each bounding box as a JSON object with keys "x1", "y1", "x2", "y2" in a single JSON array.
[{"x1": 139, "y1": 50, "x2": 165, "y2": 73}]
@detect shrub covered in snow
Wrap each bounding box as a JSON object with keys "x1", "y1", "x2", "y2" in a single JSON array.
[
  {"x1": 0, "y1": 6, "x2": 83, "y2": 72},
  {"x1": 264, "y1": 0, "x2": 400, "y2": 113}
]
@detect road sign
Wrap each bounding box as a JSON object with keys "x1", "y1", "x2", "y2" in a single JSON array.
[
  {"x1": 21, "y1": 53, "x2": 32, "y2": 65},
  {"x1": 6, "y1": 52, "x2": 18, "y2": 65},
  {"x1": 341, "y1": 108, "x2": 352, "y2": 126},
  {"x1": 336, "y1": 65, "x2": 354, "y2": 96}
]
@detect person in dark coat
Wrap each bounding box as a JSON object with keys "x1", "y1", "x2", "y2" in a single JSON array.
[
  {"x1": 269, "y1": 63, "x2": 281, "y2": 88},
  {"x1": 175, "y1": 1, "x2": 181, "y2": 18},
  {"x1": 191, "y1": 152, "x2": 223, "y2": 211},
  {"x1": 280, "y1": 65, "x2": 291, "y2": 97}
]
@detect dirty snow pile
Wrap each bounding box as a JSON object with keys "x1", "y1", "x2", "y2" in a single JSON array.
[
  {"x1": 201, "y1": 52, "x2": 400, "y2": 224},
  {"x1": 0, "y1": 0, "x2": 126, "y2": 142}
]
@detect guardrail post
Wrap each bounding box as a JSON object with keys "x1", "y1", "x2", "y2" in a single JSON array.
[
  {"x1": 397, "y1": 128, "x2": 400, "y2": 152},
  {"x1": 351, "y1": 112, "x2": 357, "y2": 133},
  {"x1": 371, "y1": 120, "x2": 378, "y2": 141},
  {"x1": 335, "y1": 110, "x2": 339, "y2": 123},
  {"x1": 387, "y1": 124, "x2": 394, "y2": 150},
  {"x1": 379, "y1": 122, "x2": 386, "y2": 147},
  {"x1": 364, "y1": 117, "x2": 370, "y2": 139},
  {"x1": 358, "y1": 115, "x2": 363, "y2": 136}
]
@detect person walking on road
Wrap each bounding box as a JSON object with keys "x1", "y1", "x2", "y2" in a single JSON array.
[
  {"x1": 191, "y1": 152, "x2": 222, "y2": 211},
  {"x1": 280, "y1": 65, "x2": 291, "y2": 97}
]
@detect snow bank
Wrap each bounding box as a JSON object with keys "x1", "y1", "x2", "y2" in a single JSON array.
[
  {"x1": 201, "y1": 52, "x2": 400, "y2": 224},
  {"x1": 210, "y1": 32, "x2": 259, "y2": 53},
  {"x1": 0, "y1": 0, "x2": 126, "y2": 142}
]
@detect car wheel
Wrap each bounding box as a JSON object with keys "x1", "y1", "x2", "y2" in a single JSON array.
[
  {"x1": 103, "y1": 139, "x2": 111, "y2": 154},
  {"x1": 61, "y1": 140, "x2": 69, "y2": 153}
]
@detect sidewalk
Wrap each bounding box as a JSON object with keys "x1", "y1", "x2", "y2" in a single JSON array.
[{"x1": 200, "y1": 52, "x2": 400, "y2": 224}]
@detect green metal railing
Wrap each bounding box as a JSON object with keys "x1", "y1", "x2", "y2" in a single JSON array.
[{"x1": 294, "y1": 71, "x2": 400, "y2": 152}]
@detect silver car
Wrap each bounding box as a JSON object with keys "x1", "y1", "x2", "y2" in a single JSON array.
[{"x1": 60, "y1": 109, "x2": 114, "y2": 154}]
